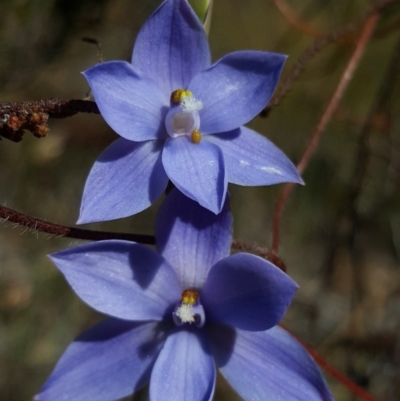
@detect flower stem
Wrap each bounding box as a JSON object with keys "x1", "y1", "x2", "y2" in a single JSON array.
[
  {"x1": 281, "y1": 325, "x2": 381, "y2": 401},
  {"x1": 188, "y1": 0, "x2": 214, "y2": 35}
]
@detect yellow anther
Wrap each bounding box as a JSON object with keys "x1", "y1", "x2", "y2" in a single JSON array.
[
  {"x1": 181, "y1": 289, "x2": 198, "y2": 305},
  {"x1": 171, "y1": 89, "x2": 192, "y2": 105},
  {"x1": 191, "y1": 129, "x2": 202, "y2": 144}
]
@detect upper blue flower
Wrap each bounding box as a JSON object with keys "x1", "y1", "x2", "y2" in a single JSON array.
[
  {"x1": 78, "y1": 0, "x2": 302, "y2": 223},
  {"x1": 36, "y1": 190, "x2": 333, "y2": 401}
]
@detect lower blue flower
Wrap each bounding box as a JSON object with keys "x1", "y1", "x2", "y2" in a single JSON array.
[{"x1": 35, "y1": 190, "x2": 333, "y2": 401}]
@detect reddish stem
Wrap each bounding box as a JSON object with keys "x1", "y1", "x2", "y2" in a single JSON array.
[
  {"x1": 272, "y1": 0, "x2": 325, "y2": 38},
  {"x1": 281, "y1": 325, "x2": 381, "y2": 401},
  {"x1": 271, "y1": 13, "x2": 380, "y2": 255},
  {"x1": 0, "y1": 205, "x2": 155, "y2": 244},
  {"x1": 266, "y1": 0, "x2": 394, "y2": 113},
  {"x1": 0, "y1": 206, "x2": 274, "y2": 261}
]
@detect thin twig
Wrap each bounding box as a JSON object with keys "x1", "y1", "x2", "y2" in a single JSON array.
[
  {"x1": 0, "y1": 205, "x2": 277, "y2": 264},
  {"x1": 263, "y1": 0, "x2": 395, "y2": 114},
  {"x1": 272, "y1": 0, "x2": 325, "y2": 38},
  {"x1": 82, "y1": 37, "x2": 104, "y2": 63},
  {"x1": 0, "y1": 205, "x2": 154, "y2": 243},
  {"x1": 281, "y1": 325, "x2": 381, "y2": 401},
  {"x1": 270, "y1": 12, "x2": 381, "y2": 255},
  {"x1": 273, "y1": 0, "x2": 399, "y2": 41}
]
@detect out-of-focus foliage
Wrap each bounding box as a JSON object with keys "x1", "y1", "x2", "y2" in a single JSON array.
[{"x1": 0, "y1": 1, "x2": 400, "y2": 400}]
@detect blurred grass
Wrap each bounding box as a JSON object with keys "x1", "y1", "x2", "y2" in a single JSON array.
[{"x1": 1, "y1": 0, "x2": 400, "y2": 400}]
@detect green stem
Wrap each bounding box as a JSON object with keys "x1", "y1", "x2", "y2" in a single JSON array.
[{"x1": 188, "y1": 0, "x2": 214, "y2": 35}]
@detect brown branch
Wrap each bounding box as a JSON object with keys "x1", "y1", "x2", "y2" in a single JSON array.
[
  {"x1": 232, "y1": 239, "x2": 287, "y2": 272},
  {"x1": 263, "y1": 0, "x2": 396, "y2": 115},
  {"x1": 0, "y1": 205, "x2": 154, "y2": 244},
  {"x1": 0, "y1": 205, "x2": 281, "y2": 267},
  {"x1": 270, "y1": 12, "x2": 381, "y2": 255},
  {"x1": 0, "y1": 99, "x2": 99, "y2": 142}
]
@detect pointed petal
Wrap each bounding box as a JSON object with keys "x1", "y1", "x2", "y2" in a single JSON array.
[
  {"x1": 189, "y1": 51, "x2": 286, "y2": 134},
  {"x1": 49, "y1": 240, "x2": 181, "y2": 321},
  {"x1": 83, "y1": 61, "x2": 168, "y2": 141},
  {"x1": 35, "y1": 320, "x2": 166, "y2": 401},
  {"x1": 78, "y1": 139, "x2": 168, "y2": 223},
  {"x1": 132, "y1": 0, "x2": 211, "y2": 96},
  {"x1": 156, "y1": 188, "x2": 232, "y2": 289},
  {"x1": 202, "y1": 253, "x2": 298, "y2": 331},
  {"x1": 206, "y1": 127, "x2": 303, "y2": 185},
  {"x1": 208, "y1": 325, "x2": 334, "y2": 401},
  {"x1": 162, "y1": 136, "x2": 227, "y2": 214},
  {"x1": 150, "y1": 329, "x2": 215, "y2": 401}
]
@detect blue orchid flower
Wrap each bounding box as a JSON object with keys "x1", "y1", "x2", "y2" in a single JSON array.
[
  {"x1": 78, "y1": 0, "x2": 302, "y2": 223},
  {"x1": 36, "y1": 190, "x2": 333, "y2": 401}
]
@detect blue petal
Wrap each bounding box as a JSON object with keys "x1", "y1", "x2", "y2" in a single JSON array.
[
  {"x1": 132, "y1": 0, "x2": 211, "y2": 96},
  {"x1": 78, "y1": 138, "x2": 168, "y2": 223},
  {"x1": 150, "y1": 329, "x2": 216, "y2": 401},
  {"x1": 83, "y1": 61, "x2": 168, "y2": 141},
  {"x1": 208, "y1": 325, "x2": 334, "y2": 401},
  {"x1": 189, "y1": 51, "x2": 286, "y2": 134},
  {"x1": 156, "y1": 188, "x2": 232, "y2": 289},
  {"x1": 35, "y1": 319, "x2": 166, "y2": 401},
  {"x1": 49, "y1": 240, "x2": 181, "y2": 321},
  {"x1": 206, "y1": 127, "x2": 303, "y2": 185},
  {"x1": 162, "y1": 136, "x2": 227, "y2": 214},
  {"x1": 202, "y1": 253, "x2": 298, "y2": 331}
]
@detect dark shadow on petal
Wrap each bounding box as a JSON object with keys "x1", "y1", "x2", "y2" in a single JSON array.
[
  {"x1": 135, "y1": 320, "x2": 172, "y2": 391},
  {"x1": 156, "y1": 188, "x2": 231, "y2": 254},
  {"x1": 95, "y1": 136, "x2": 167, "y2": 209},
  {"x1": 154, "y1": 105, "x2": 169, "y2": 139},
  {"x1": 76, "y1": 318, "x2": 140, "y2": 343},
  {"x1": 208, "y1": 128, "x2": 241, "y2": 142},
  {"x1": 97, "y1": 138, "x2": 140, "y2": 162},
  {"x1": 97, "y1": 137, "x2": 165, "y2": 162},
  {"x1": 137, "y1": 320, "x2": 172, "y2": 359},
  {"x1": 148, "y1": 148, "x2": 168, "y2": 203},
  {"x1": 127, "y1": 246, "x2": 165, "y2": 289},
  {"x1": 206, "y1": 324, "x2": 237, "y2": 368},
  {"x1": 77, "y1": 319, "x2": 172, "y2": 393}
]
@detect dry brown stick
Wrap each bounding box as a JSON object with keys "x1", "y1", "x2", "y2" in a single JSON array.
[
  {"x1": 0, "y1": 205, "x2": 154, "y2": 244},
  {"x1": 0, "y1": 205, "x2": 279, "y2": 265},
  {"x1": 0, "y1": 99, "x2": 99, "y2": 142}
]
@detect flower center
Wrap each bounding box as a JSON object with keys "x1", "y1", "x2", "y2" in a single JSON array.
[
  {"x1": 173, "y1": 289, "x2": 205, "y2": 327},
  {"x1": 165, "y1": 89, "x2": 203, "y2": 143}
]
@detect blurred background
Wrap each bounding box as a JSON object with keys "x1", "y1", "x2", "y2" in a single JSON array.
[{"x1": 1, "y1": 0, "x2": 400, "y2": 400}]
